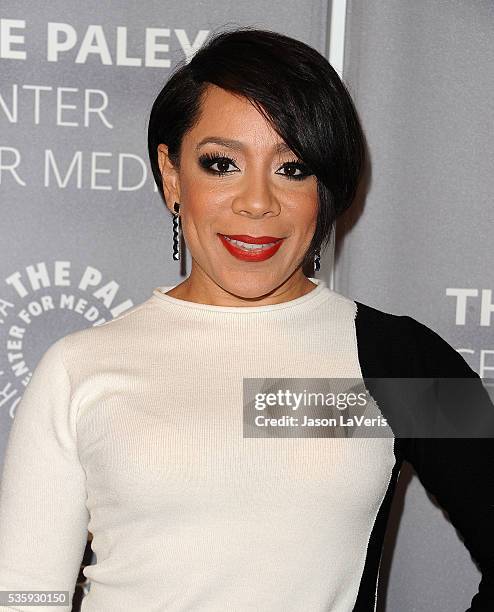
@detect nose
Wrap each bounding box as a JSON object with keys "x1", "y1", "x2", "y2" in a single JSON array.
[{"x1": 231, "y1": 174, "x2": 281, "y2": 218}]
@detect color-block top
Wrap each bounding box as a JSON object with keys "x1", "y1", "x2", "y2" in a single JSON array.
[{"x1": 0, "y1": 277, "x2": 492, "y2": 611}]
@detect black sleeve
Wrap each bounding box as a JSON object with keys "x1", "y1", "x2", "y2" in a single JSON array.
[{"x1": 400, "y1": 315, "x2": 494, "y2": 611}]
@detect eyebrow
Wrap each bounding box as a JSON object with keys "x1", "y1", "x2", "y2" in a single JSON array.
[{"x1": 195, "y1": 137, "x2": 292, "y2": 154}]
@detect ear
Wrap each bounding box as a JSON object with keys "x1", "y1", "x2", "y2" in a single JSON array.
[{"x1": 157, "y1": 144, "x2": 181, "y2": 213}]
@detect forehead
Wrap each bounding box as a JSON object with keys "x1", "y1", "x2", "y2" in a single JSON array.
[{"x1": 184, "y1": 84, "x2": 285, "y2": 150}]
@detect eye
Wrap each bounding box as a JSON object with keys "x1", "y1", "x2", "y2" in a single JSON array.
[
  {"x1": 198, "y1": 152, "x2": 313, "y2": 181},
  {"x1": 198, "y1": 152, "x2": 239, "y2": 176},
  {"x1": 276, "y1": 161, "x2": 313, "y2": 181}
]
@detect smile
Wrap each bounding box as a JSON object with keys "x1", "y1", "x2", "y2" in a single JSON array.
[{"x1": 218, "y1": 234, "x2": 285, "y2": 262}]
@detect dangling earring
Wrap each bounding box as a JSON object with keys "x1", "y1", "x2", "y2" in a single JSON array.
[
  {"x1": 172, "y1": 202, "x2": 181, "y2": 261},
  {"x1": 314, "y1": 248, "x2": 321, "y2": 272}
]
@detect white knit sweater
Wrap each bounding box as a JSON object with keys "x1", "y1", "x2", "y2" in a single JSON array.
[{"x1": 0, "y1": 278, "x2": 395, "y2": 611}]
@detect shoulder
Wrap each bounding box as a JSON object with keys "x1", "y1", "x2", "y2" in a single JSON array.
[
  {"x1": 353, "y1": 299, "x2": 476, "y2": 378},
  {"x1": 51, "y1": 298, "x2": 156, "y2": 375}
]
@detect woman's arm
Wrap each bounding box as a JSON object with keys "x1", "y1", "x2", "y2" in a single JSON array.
[
  {"x1": 0, "y1": 338, "x2": 89, "y2": 611},
  {"x1": 401, "y1": 316, "x2": 494, "y2": 611}
]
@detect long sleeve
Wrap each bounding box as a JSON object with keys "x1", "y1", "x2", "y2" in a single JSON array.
[
  {"x1": 400, "y1": 316, "x2": 494, "y2": 612},
  {"x1": 0, "y1": 337, "x2": 89, "y2": 611}
]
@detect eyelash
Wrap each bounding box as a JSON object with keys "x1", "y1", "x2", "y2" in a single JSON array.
[{"x1": 198, "y1": 151, "x2": 313, "y2": 181}]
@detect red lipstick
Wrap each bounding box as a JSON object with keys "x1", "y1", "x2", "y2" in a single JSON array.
[{"x1": 218, "y1": 233, "x2": 285, "y2": 262}]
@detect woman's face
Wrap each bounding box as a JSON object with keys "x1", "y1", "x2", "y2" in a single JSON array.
[{"x1": 157, "y1": 84, "x2": 319, "y2": 304}]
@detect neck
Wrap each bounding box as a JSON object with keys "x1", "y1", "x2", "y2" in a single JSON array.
[{"x1": 164, "y1": 267, "x2": 318, "y2": 308}]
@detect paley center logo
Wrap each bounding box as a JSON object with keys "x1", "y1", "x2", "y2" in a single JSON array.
[{"x1": 0, "y1": 260, "x2": 133, "y2": 419}]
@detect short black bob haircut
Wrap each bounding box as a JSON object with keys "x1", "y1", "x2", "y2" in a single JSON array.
[{"x1": 148, "y1": 26, "x2": 365, "y2": 271}]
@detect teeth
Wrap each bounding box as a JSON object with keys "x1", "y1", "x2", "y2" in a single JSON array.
[{"x1": 223, "y1": 236, "x2": 279, "y2": 250}]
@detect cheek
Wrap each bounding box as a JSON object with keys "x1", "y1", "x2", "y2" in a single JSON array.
[
  {"x1": 306, "y1": 191, "x2": 319, "y2": 226},
  {"x1": 181, "y1": 170, "x2": 229, "y2": 212},
  {"x1": 291, "y1": 193, "x2": 318, "y2": 233},
  {"x1": 180, "y1": 196, "x2": 224, "y2": 241}
]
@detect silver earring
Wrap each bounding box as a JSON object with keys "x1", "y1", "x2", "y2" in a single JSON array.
[
  {"x1": 172, "y1": 202, "x2": 181, "y2": 261},
  {"x1": 314, "y1": 248, "x2": 321, "y2": 272}
]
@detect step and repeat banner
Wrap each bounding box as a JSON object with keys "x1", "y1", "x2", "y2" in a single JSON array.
[
  {"x1": 1, "y1": 1, "x2": 492, "y2": 611},
  {"x1": 338, "y1": 1, "x2": 494, "y2": 611},
  {"x1": 0, "y1": 1, "x2": 330, "y2": 609}
]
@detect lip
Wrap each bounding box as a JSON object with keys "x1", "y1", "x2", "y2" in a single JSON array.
[
  {"x1": 219, "y1": 234, "x2": 283, "y2": 244},
  {"x1": 218, "y1": 233, "x2": 285, "y2": 262}
]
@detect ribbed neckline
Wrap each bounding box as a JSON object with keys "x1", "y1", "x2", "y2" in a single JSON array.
[{"x1": 150, "y1": 277, "x2": 332, "y2": 314}]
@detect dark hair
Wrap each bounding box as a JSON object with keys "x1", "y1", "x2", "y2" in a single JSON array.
[{"x1": 148, "y1": 26, "x2": 365, "y2": 270}]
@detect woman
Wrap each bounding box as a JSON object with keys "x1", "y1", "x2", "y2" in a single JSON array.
[{"x1": 0, "y1": 27, "x2": 492, "y2": 612}]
